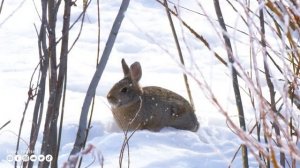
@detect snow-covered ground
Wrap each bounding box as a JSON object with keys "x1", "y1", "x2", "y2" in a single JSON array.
[{"x1": 0, "y1": 0, "x2": 259, "y2": 167}]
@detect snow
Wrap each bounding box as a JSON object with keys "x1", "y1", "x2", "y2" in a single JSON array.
[{"x1": 0, "y1": 0, "x2": 263, "y2": 167}]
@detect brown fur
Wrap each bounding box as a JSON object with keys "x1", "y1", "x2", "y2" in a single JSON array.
[{"x1": 107, "y1": 59, "x2": 199, "y2": 132}]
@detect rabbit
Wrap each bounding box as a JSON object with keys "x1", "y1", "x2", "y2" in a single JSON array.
[{"x1": 107, "y1": 58, "x2": 199, "y2": 132}]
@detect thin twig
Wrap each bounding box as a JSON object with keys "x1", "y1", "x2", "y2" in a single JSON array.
[
  {"x1": 15, "y1": 61, "x2": 40, "y2": 168},
  {"x1": 78, "y1": 1, "x2": 101, "y2": 167},
  {"x1": 0, "y1": 120, "x2": 10, "y2": 131},
  {"x1": 155, "y1": 0, "x2": 228, "y2": 67},
  {"x1": 0, "y1": 0, "x2": 26, "y2": 27},
  {"x1": 228, "y1": 145, "x2": 242, "y2": 168},
  {"x1": 25, "y1": 1, "x2": 49, "y2": 167},
  {"x1": 165, "y1": 0, "x2": 249, "y2": 36},
  {"x1": 69, "y1": 1, "x2": 131, "y2": 167},
  {"x1": 96, "y1": 0, "x2": 101, "y2": 63},
  {"x1": 163, "y1": 0, "x2": 194, "y2": 109},
  {"x1": 119, "y1": 127, "x2": 139, "y2": 168},
  {"x1": 213, "y1": 0, "x2": 249, "y2": 167},
  {"x1": 259, "y1": 2, "x2": 285, "y2": 167},
  {"x1": 67, "y1": 0, "x2": 91, "y2": 53},
  {"x1": 118, "y1": 96, "x2": 143, "y2": 168},
  {"x1": 0, "y1": 0, "x2": 4, "y2": 15}
]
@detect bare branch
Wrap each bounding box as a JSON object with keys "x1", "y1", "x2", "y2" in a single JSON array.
[
  {"x1": 0, "y1": 0, "x2": 4, "y2": 15},
  {"x1": 163, "y1": 0, "x2": 194, "y2": 109},
  {"x1": 213, "y1": 0, "x2": 249, "y2": 167},
  {"x1": 69, "y1": 1, "x2": 131, "y2": 167},
  {"x1": 0, "y1": 120, "x2": 10, "y2": 131}
]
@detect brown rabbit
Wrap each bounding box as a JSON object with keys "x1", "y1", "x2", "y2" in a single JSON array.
[{"x1": 107, "y1": 59, "x2": 199, "y2": 132}]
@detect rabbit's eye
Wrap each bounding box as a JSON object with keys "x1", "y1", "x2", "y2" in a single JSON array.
[{"x1": 121, "y1": 87, "x2": 128, "y2": 93}]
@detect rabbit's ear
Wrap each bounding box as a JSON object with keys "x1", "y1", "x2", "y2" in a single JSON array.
[
  {"x1": 130, "y1": 62, "x2": 142, "y2": 82},
  {"x1": 122, "y1": 58, "x2": 130, "y2": 77}
]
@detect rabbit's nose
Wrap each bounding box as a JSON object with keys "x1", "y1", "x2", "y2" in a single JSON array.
[
  {"x1": 107, "y1": 93, "x2": 112, "y2": 99},
  {"x1": 107, "y1": 93, "x2": 115, "y2": 102},
  {"x1": 107, "y1": 94, "x2": 118, "y2": 106}
]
